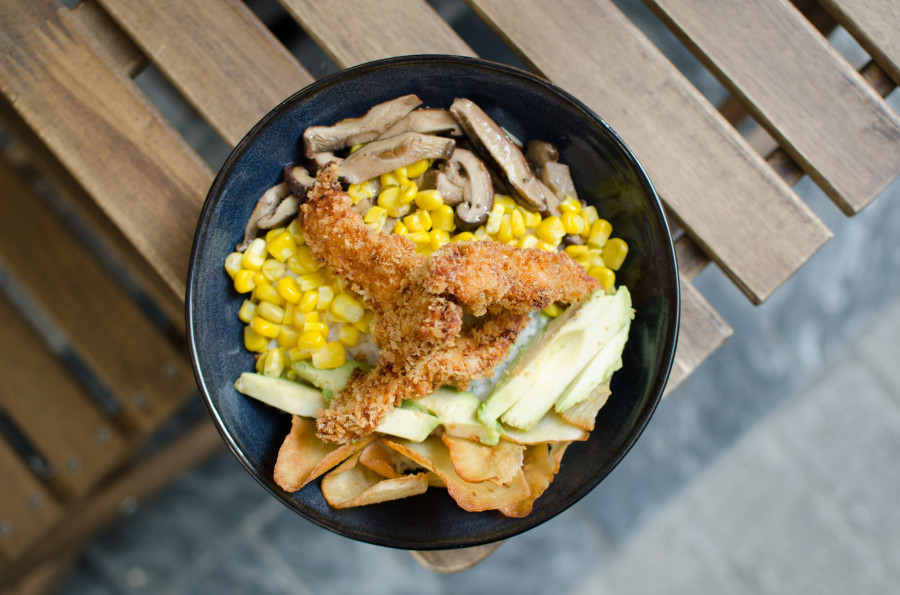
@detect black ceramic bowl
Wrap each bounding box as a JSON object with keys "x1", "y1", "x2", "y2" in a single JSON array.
[{"x1": 186, "y1": 55, "x2": 679, "y2": 550}]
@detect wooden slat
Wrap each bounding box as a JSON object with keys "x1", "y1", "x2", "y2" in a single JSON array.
[
  {"x1": 0, "y1": 1, "x2": 213, "y2": 299},
  {"x1": 820, "y1": 0, "x2": 900, "y2": 86},
  {"x1": 279, "y1": 0, "x2": 475, "y2": 67},
  {"x1": 0, "y1": 159, "x2": 195, "y2": 434},
  {"x1": 97, "y1": 0, "x2": 314, "y2": 146},
  {"x1": 0, "y1": 296, "x2": 128, "y2": 499},
  {"x1": 0, "y1": 441, "x2": 63, "y2": 560},
  {"x1": 645, "y1": 0, "x2": 900, "y2": 215},
  {"x1": 70, "y1": 0, "x2": 146, "y2": 78},
  {"x1": 466, "y1": 0, "x2": 831, "y2": 304}
]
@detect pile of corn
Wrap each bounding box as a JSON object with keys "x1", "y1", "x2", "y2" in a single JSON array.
[{"x1": 225, "y1": 158, "x2": 628, "y2": 375}]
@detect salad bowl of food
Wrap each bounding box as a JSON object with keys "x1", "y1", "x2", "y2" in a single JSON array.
[{"x1": 186, "y1": 55, "x2": 679, "y2": 549}]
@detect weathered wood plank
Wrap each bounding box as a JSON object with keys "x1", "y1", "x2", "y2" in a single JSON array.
[
  {"x1": 279, "y1": 0, "x2": 474, "y2": 67},
  {"x1": 0, "y1": 1, "x2": 213, "y2": 299},
  {"x1": 467, "y1": 0, "x2": 832, "y2": 304},
  {"x1": 0, "y1": 159, "x2": 195, "y2": 434},
  {"x1": 820, "y1": 0, "x2": 900, "y2": 86},
  {"x1": 97, "y1": 0, "x2": 314, "y2": 146},
  {"x1": 0, "y1": 296, "x2": 128, "y2": 499},
  {"x1": 0, "y1": 441, "x2": 63, "y2": 561},
  {"x1": 645, "y1": 0, "x2": 900, "y2": 215},
  {"x1": 70, "y1": 0, "x2": 146, "y2": 78}
]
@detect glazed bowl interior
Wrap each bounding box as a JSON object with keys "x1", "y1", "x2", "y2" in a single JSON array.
[{"x1": 186, "y1": 55, "x2": 679, "y2": 550}]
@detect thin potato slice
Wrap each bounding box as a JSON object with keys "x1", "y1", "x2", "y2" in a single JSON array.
[
  {"x1": 560, "y1": 383, "x2": 611, "y2": 431},
  {"x1": 359, "y1": 440, "x2": 401, "y2": 478},
  {"x1": 383, "y1": 437, "x2": 530, "y2": 512},
  {"x1": 321, "y1": 452, "x2": 430, "y2": 509},
  {"x1": 273, "y1": 416, "x2": 374, "y2": 492},
  {"x1": 441, "y1": 434, "x2": 524, "y2": 484},
  {"x1": 499, "y1": 442, "x2": 570, "y2": 518},
  {"x1": 501, "y1": 412, "x2": 588, "y2": 445}
]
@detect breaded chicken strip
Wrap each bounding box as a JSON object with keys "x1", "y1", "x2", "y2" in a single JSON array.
[{"x1": 425, "y1": 241, "x2": 599, "y2": 316}]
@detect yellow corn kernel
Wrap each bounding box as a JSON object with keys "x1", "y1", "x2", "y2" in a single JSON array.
[
  {"x1": 288, "y1": 246, "x2": 321, "y2": 275},
  {"x1": 561, "y1": 212, "x2": 585, "y2": 235},
  {"x1": 473, "y1": 226, "x2": 490, "y2": 241},
  {"x1": 287, "y1": 346, "x2": 312, "y2": 362},
  {"x1": 377, "y1": 185, "x2": 401, "y2": 210},
  {"x1": 543, "y1": 303, "x2": 563, "y2": 317},
  {"x1": 523, "y1": 210, "x2": 543, "y2": 228},
  {"x1": 536, "y1": 216, "x2": 565, "y2": 245},
  {"x1": 402, "y1": 212, "x2": 423, "y2": 233},
  {"x1": 338, "y1": 324, "x2": 361, "y2": 347},
  {"x1": 407, "y1": 231, "x2": 430, "y2": 245},
  {"x1": 267, "y1": 231, "x2": 297, "y2": 262},
  {"x1": 518, "y1": 234, "x2": 539, "y2": 250},
  {"x1": 296, "y1": 330, "x2": 326, "y2": 351},
  {"x1": 257, "y1": 301, "x2": 285, "y2": 324},
  {"x1": 241, "y1": 238, "x2": 267, "y2": 271},
  {"x1": 380, "y1": 170, "x2": 406, "y2": 187},
  {"x1": 494, "y1": 194, "x2": 516, "y2": 212},
  {"x1": 354, "y1": 310, "x2": 374, "y2": 333},
  {"x1": 601, "y1": 238, "x2": 628, "y2": 270},
  {"x1": 582, "y1": 205, "x2": 599, "y2": 228},
  {"x1": 303, "y1": 320, "x2": 329, "y2": 336},
  {"x1": 414, "y1": 189, "x2": 444, "y2": 211},
  {"x1": 282, "y1": 304, "x2": 295, "y2": 325},
  {"x1": 287, "y1": 219, "x2": 305, "y2": 244},
  {"x1": 298, "y1": 289, "x2": 318, "y2": 313},
  {"x1": 347, "y1": 180, "x2": 376, "y2": 204},
  {"x1": 430, "y1": 204, "x2": 456, "y2": 232},
  {"x1": 451, "y1": 231, "x2": 476, "y2": 243},
  {"x1": 564, "y1": 245, "x2": 588, "y2": 259},
  {"x1": 399, "y1": 182, "x2": 418, "y2": 205},
  {"x1": 363, "y1": 206, "x2": 388, "y2": 231},
  {"x1": 585, "y1": 248, "x2": 605, "y2": 268},
  {"x1": 588, "y1": 266, "x2": 616, "y2": 291},
  {"x1": 297, "y1": 272, "x2": 325, "y2": 291},
  {"x1": 277, "y1": 324, "x2": 299, "y2": 348},
  {"x1": 485, "y1": 203, "x2": 505, "y2": 235},
  {"x1": 224, "y1": 252, "x2": 243, "y2": 279},
  {"x1": 496, "y1": 215, "x2": 514, "y2": 243},
  {"x1": 265, "y1": 227, "x2": 285, "y2": 243},
  {"x1": 238, "y1": 300, "x2": 257, "y2": 323},
  {"x1": 405, "y1": 158, "x2": 432, "y2": 178},
  {"x1": 291, "y1": 307, "x2": 306, "y2": 330},
  {"x1": 243, "y1": 326, "x2": 268, "y2": 353},
  {"x1": 559, "y1": 196, "x2": 582, "y2": 215},
  {"x1": 312, "y1": 342, "x2": 347, "y2": 369},
  {"x1": 537, "y1": 240, "x2": 557, "y2": 252},
  {"x1": 254, "y1": 283, "x2": 284, "y2": 306},
  {"x1": 262, "y1": 347, "x2": 285, "y2": 378},
  {"x1": 261, "y1": 259, "x2": 285, "y2": 282},
  {"x1": 305, "y1": 311, "x2": 320, "y2": 323},
  {"x1": 234, "y1": 270, "x2": 257, "y2": 294},
  {"x1": 392, "y1": 221, "x2": 409, "y2": 235},
  {"x1": 275, "y1": 277, "x2": 302, "y2": 304},
  {"x1": 509, "y1": 208, "x2": 527, "y2": 238},
  {"x1": 587, "y1": 219, "x2": 613, "y2": 249},
  {"x1": 331, "y1": 292, "x2": 365, "y2": 323},
  {"x1": 316, "y1": 285, "x2": 334, "y2": 311},
  {"x1": 253, "y1": 271, "x2": 268, "y2": 289},
  {"x1": 429, "y1": 229, "x2": 450, "y2": 251},
  {"x1": 250, "y1": 316, "x2": 280, "y2": 339}
]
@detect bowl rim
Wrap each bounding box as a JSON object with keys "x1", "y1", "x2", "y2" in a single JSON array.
[{"x1": 186, "y1": 54, "x2": 680, "y2": 549}]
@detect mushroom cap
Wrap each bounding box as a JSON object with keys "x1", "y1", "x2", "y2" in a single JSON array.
[{"x1": 338, "y1": 132, "x2": 456, "y2": 184}]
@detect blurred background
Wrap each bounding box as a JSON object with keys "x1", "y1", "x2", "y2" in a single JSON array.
[{"x1": 1, "y1": 0, "x2": 898, "y2": 593}]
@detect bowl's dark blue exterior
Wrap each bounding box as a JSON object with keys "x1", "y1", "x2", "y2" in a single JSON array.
[{"x1": 186, "y1": 55, "x2": 679, "y2": 550}]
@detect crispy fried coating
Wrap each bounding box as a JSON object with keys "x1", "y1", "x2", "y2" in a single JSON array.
[
  {"x1": 300, "y1": 163, "x2": 596, "y2": 444},
  {"x1": 425, "y1": 241, "x2": 599, "y2": 316}
]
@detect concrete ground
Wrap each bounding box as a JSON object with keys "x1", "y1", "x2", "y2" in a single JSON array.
[{"x1": 54, "y1": 1, "x2": 900, "y2": 592}]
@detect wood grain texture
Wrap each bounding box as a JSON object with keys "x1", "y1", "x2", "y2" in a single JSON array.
[
  {"x1": 70, "y1": 0, "x2": 146, "y2": 78},
  {"x1": 0, "y1": 441, "x2": 63, "y2": 561},
  {"x1": 279, "y1": 0, "x2": 475, "y2": 68},
  {"x1": 97, "y1": 0, "x2": 314, "y2": 146},
  {"x1": 467, "y1": 0, "x2": 831, "y2": 304},
  {"x1": 820, "y1": 0, "x2": 900, "y2": 86},
  {"x1": 0, "y1": 159, "x2": 195, "y2": 434},
  {"x1": 0, "y1": 296, "x2": 128, "y2": 500},
  {"x1": 0, "y1": 1, "x2": 213, "y2": 299},
  {"x1": 645, "y1": 0, "x2": 900, "y2": 215}
]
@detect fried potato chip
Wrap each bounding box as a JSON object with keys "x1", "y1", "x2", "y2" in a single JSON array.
[
  {"x1": 499, "y1": 442, "x2": 570, "y2": 518},
  {"x1": 273, "y1": 416, "x2": 374, "y2": 492},
  {"x1": 359, "y1": 440, "x2": 402, "y2": 478},
  {"x1": 383, "y1": 437, "x2": 530, "y2": 512},
  {"x1": 501, "y1": 412, "x2": 588, "y2": 445},
  {"x1": 560, "y1": 383, "x2": 611, "y2": 431},
  {"x1": 321, "y1": 452, "x2": 430, "y2": 508},
  {"x1": 441, "y1": 434, "x2": 524, "y2": 485}
]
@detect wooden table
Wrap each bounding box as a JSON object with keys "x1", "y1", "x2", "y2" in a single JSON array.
[{"x1": 0, "y1": 0, "x2": 897, "y2": 587}]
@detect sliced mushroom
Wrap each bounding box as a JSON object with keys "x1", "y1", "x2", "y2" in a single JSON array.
[
  {"x1": 561, "y1": 234, "x2": 584, "y2": 247},
  {"x1": 338, "y1": 132, "x2": 456, "y2": 184},
  {"x1": 526, "y1": 139, "x2": 579, "y2": 205},
  {"x1": 238, "y1": 182, "x2": 291, "y2": 250},
  {"x1": 258, "y1": 195, "x2": 300, "y2": 230},
  {"x1": 376, "y1": 108, "x2": 463, "y2": 140},
  {"x1": 302, "y1": 94, "x2": 422, "y2": 158},
  {"x1": 536, "y1": 179, "x2": 561, "y2": 218},
  {"x1": 283, "y1": 164, "x2": 315, "y2": 197},
  {"x1": 445, "y1": 148, "x2": 493, "y2": 229},
  {"x1": 449, "y1": 98, "x2": 547, "y2": 213},
  {"x1": 352, "y1": 198, "x2": 372, "y2": 217},
  {"x1": 310, "y1": 152, "x2": 343, "y2": 171},
  {"x1": 421, "y1": 168, "x2": 464, "y2": 206}
]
